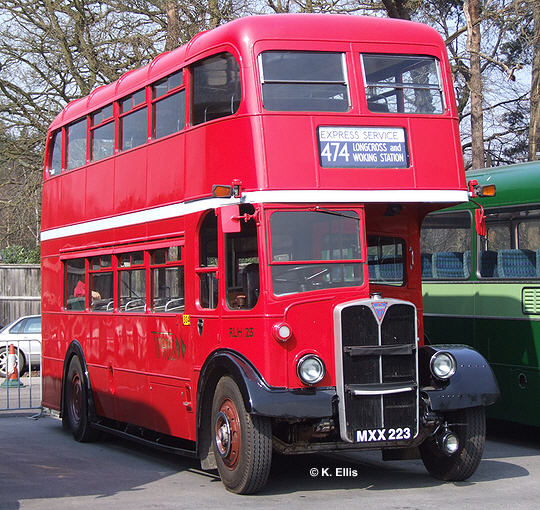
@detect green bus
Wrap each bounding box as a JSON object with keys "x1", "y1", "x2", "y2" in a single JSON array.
[{"x1": 421, "y1": 161, "x2": 540, "y2": 426}]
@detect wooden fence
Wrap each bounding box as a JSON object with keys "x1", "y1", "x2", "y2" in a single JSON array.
[{"x1": 0, "y1": 264, "x2": 41, "y2": 328}]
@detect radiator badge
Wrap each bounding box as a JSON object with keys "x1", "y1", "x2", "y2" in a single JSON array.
[{"x1": 372, "y1": 301, "x2": 388, "y2": 321}]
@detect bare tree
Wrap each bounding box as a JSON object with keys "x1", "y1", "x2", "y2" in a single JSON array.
[
  {"x1": 464, "y1": 0, "x2": 485, "y2": 169},
  {"x1": 530, "y1": 0, "x2": 540, "y2": 160}
]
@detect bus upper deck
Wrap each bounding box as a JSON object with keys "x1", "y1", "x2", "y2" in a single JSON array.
[{"x1": 41, "y1": 14, "x2": 467, "y2": 244}]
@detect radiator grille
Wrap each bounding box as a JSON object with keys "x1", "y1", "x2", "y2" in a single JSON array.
[{"x1": 336, "y1": 300, "x2": 418, "y2": 443}]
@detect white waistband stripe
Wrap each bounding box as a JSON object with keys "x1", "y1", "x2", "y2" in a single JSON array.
[{"x1": 40, "y1": 189, "x2": 468, "y2": 242}]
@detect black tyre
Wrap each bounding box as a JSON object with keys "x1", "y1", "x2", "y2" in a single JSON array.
[
  {"x1": 64, "y1": 356, "x2": 100, "y2": 442},
  {"x1": 0, "y1": 346, "x2": 26, "y2": 378},
  {"x1": 420, "y1": 406, "x2": 486, "y2": 481},
  {"x1": 211, "y1": 376, "x2": 272, "y2": 494}
]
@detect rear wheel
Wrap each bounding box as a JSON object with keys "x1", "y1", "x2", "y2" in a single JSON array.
[
  {"x1": 64, "y1": 356, "x2": 99, "y2": 442},
  {"x1": 211, "y1": 376, "x2": 272, "y2": 494},
  {"x1": 420, "y1": 406, "x2": 486, "y2": 481}
]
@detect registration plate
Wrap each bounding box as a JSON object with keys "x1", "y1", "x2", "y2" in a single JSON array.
[{"x1": 356, "y1": 427, "x2": 412, "y2": 442}]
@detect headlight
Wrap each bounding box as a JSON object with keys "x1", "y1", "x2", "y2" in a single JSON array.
[
  {"x1": 430, "y1": 351, "x2": 456, "y2": 380},
  {"x1": 297, "y1": 354, "x2": 325, "y2": 385}
]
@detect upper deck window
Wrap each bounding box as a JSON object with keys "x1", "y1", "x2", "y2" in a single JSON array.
[
  {"x1": 361, "y1": 54, "x2": 445, "y2": 114},
  {"x1": 152, "y1": 70, "x2": 185, "y2": 139},
  {"x1": 192, "y1": 53, "x2": 241, "y2": 125},
  {"x1": 259, "y1": 51, "x2": 349, "y2": 112},
  {"x1": 91, "y1": 104, "x2": 115, "y2": 161},
  {"x1": 120, "y1": 89, "x2": 148, "y2": 151},
  {"x1": 67, "y1": 118, "x2": 87, "y2": 170},
  {"x1": 48, "y1": 129, "x2": 63, "y2": 176}
]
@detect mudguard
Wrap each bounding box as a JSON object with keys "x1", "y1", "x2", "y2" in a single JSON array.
[
  {"x1": 197, "y1": 350, "x2": 335, "y2": 420},
  {"x1": 419, "y1": 344, "x2": 500, "y2": 411},
  {"x1": 61, "y1": 340, "x2": 97, "y2": 421}
]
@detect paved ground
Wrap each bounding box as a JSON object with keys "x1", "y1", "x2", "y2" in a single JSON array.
[
  {"x1": 0, "y1": 414, "x2": 539, "y2": 510},
  {"x1": 0, "y1": 375, "x2": 41, "y2": 412}
]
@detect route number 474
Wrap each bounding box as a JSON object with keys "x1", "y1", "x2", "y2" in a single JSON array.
[{"x1": 321, "y1": 142, "x2": 350, "y2": 163}]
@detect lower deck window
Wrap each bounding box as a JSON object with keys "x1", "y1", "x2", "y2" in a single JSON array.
[{"x1": 367, "y1": 235, "x2": 405, "y2": 285}]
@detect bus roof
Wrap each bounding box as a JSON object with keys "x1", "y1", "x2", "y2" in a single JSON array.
[
  {"x1": 467, "y1": 161, "x2": 540, "y2": 209},
  {"x1": 50, "y1": 14, "x2": 446, "y2": 130}
]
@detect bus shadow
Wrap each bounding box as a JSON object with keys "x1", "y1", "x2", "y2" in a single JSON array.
[{"x1": 260, "y1": 448, "x2": 528, "y2": 495}]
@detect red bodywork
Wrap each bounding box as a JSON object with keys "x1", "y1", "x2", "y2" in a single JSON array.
[{"x1": 41, "y1": 14, "x2": 467, "y2": 442}]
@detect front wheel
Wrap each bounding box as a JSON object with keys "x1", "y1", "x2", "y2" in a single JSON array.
[
  {"x1": 211, "y1": 376, "x2": 272, "y2": 494},
  {"x1": 420, "y1": 406, "x2": 486, "y2": 481},
  {"x1": 64, "y1": 356, "x2": 100, "y2": 442}
]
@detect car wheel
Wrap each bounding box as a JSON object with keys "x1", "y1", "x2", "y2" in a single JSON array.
[
  {"x1": 64, "y1": 356, "x2": 100, "y2": 442},
  {"x1": 211, "y1": 376, "x2": 272, "y2": 494},
  {"x1": 420, "y1": 406, "x2": 486, "y2": 481},
  {"x1": 0, "y1": 346, "x2": 26, "y2": 378}
]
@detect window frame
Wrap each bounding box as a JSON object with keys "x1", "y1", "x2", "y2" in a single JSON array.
[
  {"x1": 150, "y1": 245, "x2": 185, "y2": 313},
  {"x1": 151, "y1": 69, "x2": 186, "y2": 140},
  {"x1": 119, "y1": 88, "x2": 149, "y2": 152},
  {"x1": 361, "y1": 53, "x2": 446, "y2": 115},
  {"x1": 66, "y1": 117, "x2": 89, "y2": 171},
  {"x1": 258, "y1": 50, "x2": 350, "y2": 113},
  {"x1": 191, "y1": 52, "x2": 242, "y2": 126},
  {"x1": 90, "y1": 104, "x2": 115, "y2": 162}
]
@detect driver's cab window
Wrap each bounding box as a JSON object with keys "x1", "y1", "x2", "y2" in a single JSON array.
[
  {"x1": 198, "y1": 212, "x2": 219, "y2": 309},
  {"x1": 226, "y1": 204, "x2": 260, "y2": 310}
]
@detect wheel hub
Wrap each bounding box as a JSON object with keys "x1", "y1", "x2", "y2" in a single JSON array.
[{"x1": 214, "y1": 398, "x2": 240, "y2": 469}]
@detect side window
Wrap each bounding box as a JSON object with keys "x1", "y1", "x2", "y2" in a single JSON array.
[
  {"x1": 479, "y1": 207, "x2": 540, "y2": 279},
  {"x1": 48, "y1": 129, "x2": 63, "y2": 176},
  {"x1": 367, "y1": 236, "x2": 405, "y2": 286},
  {"x1": 120, "y1": 89, "x2": 147, "y2": 151},
  {"x1": 25, "y1": 317, "x2": 41, "y2": 334},
  {"x1": 192, "y1": 52, "x2": 241, "y2": 125},
  {"x1": 198, "y1": 212, "x2": 219, "y2": 309},
  {"x1": 67, "y1": 118, "x2": 87, "y2": 170},
  {"x1": 89, "y1": 255, "x2": 114, "y2": 311},
  {"x1": 64, "y1": 258, "x2": 87, "y2": 310},
  {"x1": 152, "y1": 70, "x2": 186, "y2": 139},
  {"x1": 226, "y1": 205, "x2": 260, "y2": 310},
  {"x1": 151, "y1": 246, "x2": 184, "y2": 312},
  {"x1": 91, "y1": 104, "x2": 115, "y2": 161},
  {"x1": 118, "y1": 251, "x2": 146, "y2": 312},
  {"x1": 8, "y1": 319, "x2": 25, "y2": 334},
  {"x1": 421, "y1": 212, "x2": 472, "y2": 279}
]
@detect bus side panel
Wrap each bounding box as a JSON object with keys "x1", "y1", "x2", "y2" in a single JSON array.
[
  {"x1": 147, "y1": 135, "x2": 185, "y2": 208},
  {"x1": 41, "y1": 254, "x2": 64, "y2": 410},
  {"x1": 114, "y1": 148, "x2": 148, "y2": 214},
  {"x1": 184, "y1": 117, "x2": 259, "y2": 199},
  {"x1": 85, "y1": 159, "x2": 115, "y2": 220},
  {"x1": 147, "y1": 314, "x2": 195, "y2": 440},
  {"x1": 474, "y1": 282, "x2": 540, "y2": 426}
]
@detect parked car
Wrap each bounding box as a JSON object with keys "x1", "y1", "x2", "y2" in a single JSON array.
[{"x1": 0, "y1": 315, "x2": 41, "y2": 378}]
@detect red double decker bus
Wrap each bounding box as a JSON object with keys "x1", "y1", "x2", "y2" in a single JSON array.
[{"x1": 41, "y1": 14, "x2": 498, "y2": 494}]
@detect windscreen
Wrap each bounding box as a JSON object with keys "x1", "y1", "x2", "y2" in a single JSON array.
[{"x1": 269, "y1": 209, "x2": 363, "y2": 295}]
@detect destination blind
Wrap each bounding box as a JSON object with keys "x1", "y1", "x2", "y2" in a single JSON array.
[{"x1": 317, "y1": 126, "x2": 409, "y2": 169}]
